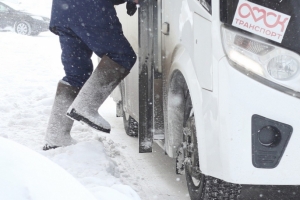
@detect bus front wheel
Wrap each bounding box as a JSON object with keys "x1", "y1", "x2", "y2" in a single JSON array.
[
  {"x1": 183, "y1": 115, "x2": 205, "y2": 199},
  {"x1": 182, "y1": 115, "x2": 241, "y2": 199}
]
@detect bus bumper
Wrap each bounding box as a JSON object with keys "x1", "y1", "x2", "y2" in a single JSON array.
[{"x1": 215, "y1": 57, "x2": 300, "y2": 185}]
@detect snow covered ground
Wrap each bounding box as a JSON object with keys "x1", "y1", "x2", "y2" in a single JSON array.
[
  {"x1": 0, "y1": 30, "x2": 190, "y2": 199},
  {"x1": 0, "y1": 31, "x2": 141, "y2": 200},
  {"x1": 0, "y1": 1, "x2": 190, "y2": 199},
  {"x1": 0, "y1": 137, "x2": 97, "y2": 200}
]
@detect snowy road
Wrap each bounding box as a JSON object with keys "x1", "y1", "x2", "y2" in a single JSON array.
[
  {"x1": 0, "y1": 31, "x2": 189, "y2": 199},
  {"x1": 99, "y1": 99, "x2": 190, "y2": 200}
]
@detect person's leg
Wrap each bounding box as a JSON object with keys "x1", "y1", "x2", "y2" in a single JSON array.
[
  {"x1": 58, "y1": 27, "x2": 94, "y2": 88},
  {"x1": 44, "y1": 27, "x2": 94, "y2": 149},
  {"x1": 67, "y1": 27, "x2": 137, "y2": 133},
  {"x1": 71, "y1": 26, "x2": 136, "y2": 71},
  {"x1": 44, "y1": 80, "x2": 80, "y2": 150}
]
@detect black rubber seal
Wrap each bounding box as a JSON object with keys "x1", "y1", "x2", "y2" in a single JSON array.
[{"x1": 252, "y1": 115, "x2": 293, "y2": 168}]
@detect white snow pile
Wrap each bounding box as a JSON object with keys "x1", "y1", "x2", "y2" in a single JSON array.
[
  {"x1": 0, "y1": 31, "x2": 140, "y2": 200},
  {"x1": 0, "y1": 136, "x2": 139, "y2": 200},
  {"x1": 0, "y1": 137, "x2": 96, "y2": 200}
]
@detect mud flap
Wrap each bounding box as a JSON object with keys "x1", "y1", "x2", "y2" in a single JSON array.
[{"x1": 138, "y1": 0, "x2": 158, "y2": 153}]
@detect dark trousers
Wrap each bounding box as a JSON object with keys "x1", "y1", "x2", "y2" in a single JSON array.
[{"x1": 55, "y1": 26, "x2": 136, "y2": 88}]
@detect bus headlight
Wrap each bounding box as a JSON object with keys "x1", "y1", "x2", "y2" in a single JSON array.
[
  {"x1": 267, "y1": 56, "x2": 298, "y2": 80},
  {"x1": 221, "y1": 25, "x2": 300, "y2": 97}
]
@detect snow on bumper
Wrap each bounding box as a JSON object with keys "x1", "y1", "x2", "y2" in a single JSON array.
[{"x1": 217, "y1": 57, "x2": 300, "y2": 185}]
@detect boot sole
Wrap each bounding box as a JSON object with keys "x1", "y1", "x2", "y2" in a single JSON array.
[
  {"x1": 43, "y1": 144, "x2": 59, "y2": 151},
  {"x1": 67, "y1": 108, "x2": 111, "y2": 133}
]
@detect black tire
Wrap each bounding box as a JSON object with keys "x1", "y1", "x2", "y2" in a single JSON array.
[
  {"x1": 183, "y1": 109, "x2": 241, "y2": 200},
  {"x1": 123, "y1": 110, "x2": 138, "y2": 137},
  {"x1": 183, "y1": 116, "x2": 206, "y2": 200},
  {"x1": 120, "y1": 83, "x2": 138, "y2": 137},
  {"x1": 15, "y1": 21, "x2": 31, "y2": 35}
]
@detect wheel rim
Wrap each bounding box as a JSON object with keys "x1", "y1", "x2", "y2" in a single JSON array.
[
  {"x1": 16, "y1": 23, "x2": 28, "y2": 35},
  {"x1": 183, "y1": 118, "x2": 203, "y2": 187}
]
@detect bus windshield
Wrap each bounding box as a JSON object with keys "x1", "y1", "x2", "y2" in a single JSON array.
[{"x1": 220, "y1": 0, "x2": 300, "y2": 54}]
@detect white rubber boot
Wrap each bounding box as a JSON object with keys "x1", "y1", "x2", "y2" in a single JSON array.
[
  {"x1": 67, "y1": 56, "x2": 130, "y2": 133},
  {"x1": 43, "y1": 80, "x2": 80, "y2": 150}
]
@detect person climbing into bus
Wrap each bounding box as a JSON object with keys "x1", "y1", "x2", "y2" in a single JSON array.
[{"x1": 43, "y1": 0, "x2": 138, "y2": 150}]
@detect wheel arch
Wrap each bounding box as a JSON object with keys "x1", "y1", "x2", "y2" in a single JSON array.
[{"x1": 165, "y1": 45, "x2": 204, "y2": 158}]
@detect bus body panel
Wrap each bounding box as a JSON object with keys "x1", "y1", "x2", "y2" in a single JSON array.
[
  {"x1": 166, "y1": 46, "x2": 300, "y2": 185},
  {"x1": 217, "y1": 57, "x2": 300, "y2": 184},
  {"x1": 165, "y1": 46, "x2": 222, "y2": 177},
  {"x1": 115, "y1": 4, "x2": 139, "y2": 120}
]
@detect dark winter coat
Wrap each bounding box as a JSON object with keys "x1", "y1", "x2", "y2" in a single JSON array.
[{"x1": 49, "y1": 0, "x2": 126, "y2": 33}]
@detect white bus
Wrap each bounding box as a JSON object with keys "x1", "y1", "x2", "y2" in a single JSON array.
[{"x1": 114, "y1": 0, "x2": 300, "y2": 199}]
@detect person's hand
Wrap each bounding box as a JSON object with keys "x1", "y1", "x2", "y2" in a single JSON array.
[
  {"x1": 126, "y1": 1, "x2": 137, "y2": 16},
  {"x1": 127, "y1": 0, "x2": 138, "y2": 4},
  {"x1": 112, "y1": 0, "x2": 126, "y2": 5}
]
